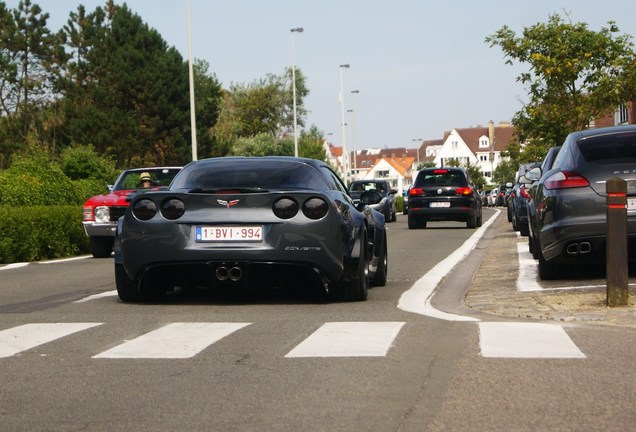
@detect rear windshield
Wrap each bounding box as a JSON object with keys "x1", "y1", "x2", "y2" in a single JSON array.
[
  {"x1": 415, "y1": 170, "x2": 467, "y2": 187},
  {"x1": 170, "y1": 159, "x2": 330, "y2": 191},
  {"x1": 578, "y1": 132, "x2": 636, "y2": 162},
  {"x1": 349, "y1": 182, "x2": 388, "y2": 193}
]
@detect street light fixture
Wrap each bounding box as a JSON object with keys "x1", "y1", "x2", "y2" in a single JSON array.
[
  {"x1": 290, "y1": 27, "x2": 304, "y2": 157},
  {"x1": 339, "y1": 64, "x2": 350, "y2": 182}
]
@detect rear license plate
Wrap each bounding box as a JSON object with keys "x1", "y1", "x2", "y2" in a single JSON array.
[
  {"x1": 196, "y1": 226, "x2": 263, "y2": 242},
  {"x1": 430, "y1": 202, "x2": 450, "y2": 208},
  {"x1": 628, "y1": 198, "x2": 636, "y2": 210}
]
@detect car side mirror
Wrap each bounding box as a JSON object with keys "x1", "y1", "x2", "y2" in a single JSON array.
[
  {"x1": 357, "y1": 190, "x2": 382, "y2": 211},
  {"x1": 525, "y1": 167, "x2": 542, "y2": 182},
  {"x1": 506, "y1": 182, "x2": 514, "y2": 188},
  {"x1": 390, "y1": 189, "x2": 398, "y2": 195},
  {"x1": 518, "y1": 175, "x2": 532, "y2": 185}
]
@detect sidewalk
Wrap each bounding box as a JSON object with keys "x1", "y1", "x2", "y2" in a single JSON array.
[{"x1": 465, "y1": 213, "x2": 636, "y2": 327}]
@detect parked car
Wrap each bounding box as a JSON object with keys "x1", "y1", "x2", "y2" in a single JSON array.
[
  {"x1": 348, "y1": 179, "x2": 397, "y2": 222},
  {"x1": 487, "y1": 188, "x2": 498, "y2": 207},
  {"x1": 114, "y1": 157, "x2": 388, "y2": 302},
  {"x1": 407, "y1": 167, "x2": 483, "y2": 229},
  {"x1": 510, "y1": 163, "x2": 540, "y2": 236},
  {"x1": 527, "y1": 125, "x2": 636, "y2": 279},
  {"x1": 402, "y1": 186, "x2": 412, "y2": 214},
  {"x1": 527, "y1": 146, "x2": 561, "y2": 258},
  {"x1": 82, "y1": 167, "x2": 182, "y2": 258}
]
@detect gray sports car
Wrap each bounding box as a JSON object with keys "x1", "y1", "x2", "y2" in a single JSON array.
[{"x1": 114, "y1": 157, "x2": 388, "y2": 302}]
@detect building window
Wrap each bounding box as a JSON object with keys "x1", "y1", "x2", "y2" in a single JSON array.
[
  {"x1": 615, "y1": 104, "x2": 629, "y2": 125},
  {"x1": 376, "y1": 170, "x2": 389, "y2": 178},
  {"x1": 479, "y1": 138, "x2": 489, "y2": 148},
  {"x1": 479, "y1": 154, "x2": 488, "y2": 162}
]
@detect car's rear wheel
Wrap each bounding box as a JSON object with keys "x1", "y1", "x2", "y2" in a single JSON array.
[
  {"x1": 89, "y1": 236, "x2": 114, "y2": 258},
  {"x1": 467, "y1": 211, "x2": 477, "y2": 228},
  {"x1": 373, "y1": 235, "x2": 388, "y2": 286},
  {"x1": 115, "y1": 263, "x2": 141, "y2": 302},
  {"x1": 408, "y1": 217, "x2": 426, "y2": 229},
  {"x1": 335, "y1": 229, "x2": 369, "y2": 301},
  {"x1": 537, "y1": 248, "x2": 559, "y2": 280}
]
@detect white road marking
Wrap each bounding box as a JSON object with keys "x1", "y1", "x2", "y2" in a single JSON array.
[
  {"x1": 398, "y1": 211, "x2": 500, "y2": 321},
  {"x1": 0, "y1": 262, "x2": 29, "y2": 271},
  {"x1": 479, "y1": 322, "x2": 586, "y2": 359},
  {"x1": 93, "y1": 322, "x2": 250, "y2": 359},
  {"x1": 74, "y1": 290, "x2": 118, "y2": 303},
  {"x1": 38, "y1": 256, "x2": 91, "y2": 264},
  {"x1": 285, "y1": 321, "x2": 405, "y2": 358},
  {"x1": 0, "y1": 323, "x2": 102, "y2": 358}
]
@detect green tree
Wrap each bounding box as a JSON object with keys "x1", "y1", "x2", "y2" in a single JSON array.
[
  {"x1": 299, "y1": 125, "x2": 327, "y2": 161},
  {"x1": 486, "y1": 14, "x2": 636, "y2": 149},
  {"x1": 0, "y1": 0, "x2": 63, "y2": 165},
  {"x1": 228, "y1": 133, "x2": 293, "y2": 156}
]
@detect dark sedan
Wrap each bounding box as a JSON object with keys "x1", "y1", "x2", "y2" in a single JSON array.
[
  {"x1": 114, "y1": 157, "x2": 388, "y2": 302},
  {"x1": 407, "y1": 167, "x2": 483, "y2": 229},
  {"x1": 528, "y1": 125, "x2": 636, "y2": 279}
]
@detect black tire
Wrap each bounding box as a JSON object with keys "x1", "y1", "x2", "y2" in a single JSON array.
[
  {"x1": 335, "y1": 229, "x2": 369, "y2": 301},
  {"x1": 477, "y1": 208, "x2": 483, "y2": 227},
  {"x1": 89, "y1": 236, "x2": 114, "y2": 258},
  {"x1": 391, "y1": 210, "x2": 397, "y2": 222},
  {"x1": 519, "y1": 221, "x2": 529, "y2": 237},
  {"x1": 507, "y1": 204, "x2": 512, "y2": 222},
  {"x1": 408, "y1": 216, "x2": 426, "y2": 229},
  {"x1": 537, "y1": 249, "x2": 559, "y2": 280},
  {"x1": 115, "y1": 263, "x2": 141, "y2": 302},
  {"x1": 373, "y1": 235, "x2": 388, "y2": 286},
  {"x1": 467, "y1": 211, "x2": 477, "y2": 228}
]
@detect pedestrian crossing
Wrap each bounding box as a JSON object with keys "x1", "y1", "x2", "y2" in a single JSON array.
[{"x1": 0, "y1": 321, "x2": 587, "y2": 360}]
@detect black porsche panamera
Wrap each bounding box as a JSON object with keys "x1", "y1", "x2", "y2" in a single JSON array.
[{"x1": 114, "y1": 157, "x2": 388, "y2": 302}]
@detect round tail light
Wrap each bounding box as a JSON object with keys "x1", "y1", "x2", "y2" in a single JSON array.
[
  {"x1": 273, "y1": 197, "x2": 299, "y2": 219},
  {"x1": 302, "y1": 197, "x2": 328, "y2": 220},
  {"x1": 161, "y1": 198, "x2": 185, "y2": 220},
  {"x1": 132, "y1": 199, "x2": 157, "y2": 220}
]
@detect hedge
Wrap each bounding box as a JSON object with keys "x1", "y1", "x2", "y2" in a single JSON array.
[{"x1": 0, "y1": 206, "x2": 90, "y2": 264}]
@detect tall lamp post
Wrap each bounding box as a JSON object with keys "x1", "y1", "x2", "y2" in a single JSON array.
[
  {"x1": 186, "y1": 0, "x2": 197, "y2": 160},
  {"x1": 290, "y1": 27, "x2": 303, "y2": 157},
  {"x1": 339, "y1": 64, "x2": 350, "y2": 183},
  {"x1": 349, "y1": 90, "x2": 359, "y2": 181},
  {"x1": 412, "y1": 138, "x2": 422, "y2": 166}
]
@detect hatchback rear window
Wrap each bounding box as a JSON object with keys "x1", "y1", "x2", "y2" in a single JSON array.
[
  {"x1": 578, "y1": 132, "x2": 636, "y2": 162},
  {"x1": 416, "y1": 171, "x2": 467, "y2": 187}
]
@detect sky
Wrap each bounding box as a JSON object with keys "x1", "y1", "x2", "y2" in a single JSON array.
[{"x1": 6, "y1": 0, "x2": 636, "y2": 151}]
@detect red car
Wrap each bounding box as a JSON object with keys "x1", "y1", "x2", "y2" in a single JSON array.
[{"x1": 82, "y1": 167, "x2": 181, "y2": 257}]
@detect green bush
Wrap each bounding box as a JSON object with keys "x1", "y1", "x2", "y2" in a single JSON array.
[
  {"x1": 58, "y1": 145, "x2": 119, "y2": 184},
  {"x1": 0, "y1": 206, "x2": 89, "y2": 264},
  {"x1": 0, "y1": 154, "x2": 81, "y2": 206}
]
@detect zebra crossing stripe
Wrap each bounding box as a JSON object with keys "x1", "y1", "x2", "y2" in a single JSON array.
[
  {"x1": 0, "y1": 323, "x2": 103, "y2": 358},
  {"x1": 93, "y1": 322, "x2": 250, "y2": 359},
  {"x1": 479, "y1": 322, "x2": 586, "y2": 359},
  {"x1": 285, "y1": 321, "x2": 405, "y2": 358}
]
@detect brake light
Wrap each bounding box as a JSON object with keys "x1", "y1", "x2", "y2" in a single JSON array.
[
  {"x1": 520, "y1": 185, "x2": 531, "y2": 199},
  {"x1": 409, "y1": 187, "x2": 425, "y2": 197},
  {"x1": 433, "y1": 169, "x2": 448, "y2": 174},
  {"x1": 544, "y1": 170, "x2": 589, "y2": 190},
  {"x1": 455, "y1": 187, "x2": 473, "y2": 196}
]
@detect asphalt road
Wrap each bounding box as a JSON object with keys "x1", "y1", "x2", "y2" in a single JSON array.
[{"x1": 1, "y1": 209, "x2": 634, "y2": 431}]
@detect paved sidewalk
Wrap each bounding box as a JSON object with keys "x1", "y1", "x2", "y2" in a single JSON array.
[{"x1": 465, "y1": 213, "x2": 636, "y2": 327}]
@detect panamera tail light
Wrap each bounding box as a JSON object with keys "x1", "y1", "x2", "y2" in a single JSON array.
[
  {"x1": 455, "y1": 187, "x2": 473, "y2": 196},
  {"x1": 544, "y1": 170, "x2": 589, "y2": 190},
  {"x1": 161, "y1": 198, "x2": 185, "y2": 220},
  {"x1": 132, "y1": 199, "x2": 157, "y2": 220},
  {"x1": 409, "y1": 187, "x2": 424, "y2": 197},
  {"x1": 273, "y1": 197, "x2": 299, "y2": 219},
  {"x1": 302, "y1": 197, "x2": 328, "y2": 220}
]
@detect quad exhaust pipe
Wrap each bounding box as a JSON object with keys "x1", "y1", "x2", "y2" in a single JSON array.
[
  {"x1": 566, "y1": 242, "x2": 592, "y2": 256},
  {"x1": 215, "y1": 266, "x2": 243, "y2": 281}
]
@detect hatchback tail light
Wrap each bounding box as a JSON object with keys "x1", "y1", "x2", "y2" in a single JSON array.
[
  {"x1": 455, "y1": 187, "x2": 473, "y2": 196},
  {"x1": 409, "y1": 187, "x2": 424, "y2": 197},
  {"x1": 544, "y1": 170, "x2": 590, "y2": 190}
]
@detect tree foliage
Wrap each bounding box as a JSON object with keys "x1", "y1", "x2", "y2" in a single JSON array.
[{"x1": 486, "y1": 13, "x2": 636, "y2": 151}]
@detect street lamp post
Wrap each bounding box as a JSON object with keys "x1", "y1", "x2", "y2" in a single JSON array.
[
  {"x1": 186, "y1": 0, "x2": 197, "y2": 160},
  {"x1": 350, "y1": 90, "x2": 359, "y2": 181},
  {"x1": 290, "y1": 27, "x2": 303, "y2": 157},
  {"x1": 339, "y1": 64, "x2": 350, "y2": 183},
  {"x1": 412, "y1": 138, "x2": 422, "y2": 165}
]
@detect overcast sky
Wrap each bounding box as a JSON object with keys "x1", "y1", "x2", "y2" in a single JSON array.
[{"x1": 7, "y1": 0, "x2": 636, "y2": 150}]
